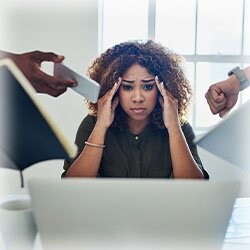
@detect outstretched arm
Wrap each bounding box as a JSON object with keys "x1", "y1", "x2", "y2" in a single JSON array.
[{"x1": 0, "y1": 50, "x2": 77, "y2": 97}]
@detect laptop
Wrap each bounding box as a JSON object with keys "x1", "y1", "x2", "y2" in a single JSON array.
[
  {"x1": 195, "y1": 100, "x2": 250, "y2": 171},
  {"x1": 28, "y1": 178, "x2": 240, "y2": 250},
  {"x1": 0, "y1": 58, "x2": 77, "y2": 176},
  {"x1": 0, "y1": 58, "x2": 78, "y2": 190}
]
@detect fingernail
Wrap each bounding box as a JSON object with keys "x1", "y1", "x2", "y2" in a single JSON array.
[
  {"x1": 69, "y1": 80, "x2": 77, "y2": 87},
  {"x1": 155, "y1": 76, "x2": 159, "y2": 81},
  {"x1": 161, "y1": 82, "x2": 164, "y2": 86},
  {"x1": 58, "y1": 55, "x2": 64, "y2": 60}
]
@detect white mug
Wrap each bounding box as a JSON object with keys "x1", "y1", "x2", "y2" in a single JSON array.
[{"x1": 0, "y1": 198, "x2": 37, "y2": 250}]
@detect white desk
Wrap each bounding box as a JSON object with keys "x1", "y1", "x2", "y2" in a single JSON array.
[
  {"x1": 1, "y1": 195, "x2": 250, "y2": 250},
  {"x1": 223, "y1": 198, "x2": 250, "y2": 250}
]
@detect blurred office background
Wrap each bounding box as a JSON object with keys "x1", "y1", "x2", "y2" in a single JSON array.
[{"x1": 0, "y1": 0, "x2": 249, "y2": 195}]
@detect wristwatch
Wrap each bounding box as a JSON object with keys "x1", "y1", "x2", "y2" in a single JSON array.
[{"x1": 228, "y1": 66, "x2": 250, "y2": 91}]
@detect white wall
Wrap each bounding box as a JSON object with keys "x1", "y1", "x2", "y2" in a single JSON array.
[{"x1": 0, "y1": 0, "x2": 99, "y2": 195}]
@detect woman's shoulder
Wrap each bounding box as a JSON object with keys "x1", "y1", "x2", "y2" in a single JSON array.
[
  {"x1": 180, "y1": 121, "x2": 195, "y2": 137},
  {"x1": 82, "y1": 114, "x2": 97, "y2": 123},
  {"x1": 78, "y1": 114, "x2": 97, "y2": 131},
  {"x1": 181, "y1": 121, "x2": 193, "y2": 130}
]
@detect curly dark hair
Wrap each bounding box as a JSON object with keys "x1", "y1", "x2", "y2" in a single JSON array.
[{"x1": 86, "y1": 40, "x2": 192, "y2": 129}]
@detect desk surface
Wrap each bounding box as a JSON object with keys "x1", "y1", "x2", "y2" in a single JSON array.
[
  {"x1": 223, "y1": 197, "x2": 250, "y2": 250},
  {"x1": 1, "y1": 195, "x2": 250, "y2": 250}
]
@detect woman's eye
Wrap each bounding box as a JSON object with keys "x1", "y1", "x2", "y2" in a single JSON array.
[
  {"x1": 122, "y1": 85, "x2": 133, "y2": 91},
  {"x1": 143, "y1": 84, "x2": 154, "y2": 91}
]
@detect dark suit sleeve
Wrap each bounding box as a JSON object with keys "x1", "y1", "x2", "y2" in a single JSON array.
[
  {"x1": 62, "y1": 115, "x2": 96, "y2": 177},
  {"x1": 182, "y1": 122, "x2": 209, "y2": 179}
]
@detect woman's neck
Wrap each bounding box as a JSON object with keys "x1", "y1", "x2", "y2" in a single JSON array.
[{"x1": 127, "y1": 118, "x2": 149, "y2": 135}]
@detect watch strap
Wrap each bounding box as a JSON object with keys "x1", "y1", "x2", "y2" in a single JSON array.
[{"x1": 228, "y1": 66, "x2": 250, "y2": 91}]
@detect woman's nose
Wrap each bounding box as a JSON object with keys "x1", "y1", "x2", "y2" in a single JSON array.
[{"x1": 131, "y1": 89, "x2": 144, "y2": 102}]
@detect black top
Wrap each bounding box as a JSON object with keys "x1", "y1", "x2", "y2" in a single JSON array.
[{"x1": 63, "y1": 115, "x2": 209, "y2": 179}]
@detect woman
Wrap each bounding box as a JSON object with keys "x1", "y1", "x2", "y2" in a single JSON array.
[{"x1": 63, "y1": 40, "x2": 209, "y2": 179}]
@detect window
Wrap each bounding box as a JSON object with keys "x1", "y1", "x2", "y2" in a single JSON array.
[
  {"x1": 100, "y1": 0, "x2": 250, "y2": 131},
  {"x1": 101, "y1": 0, "x2": 148, "y2": 51}
]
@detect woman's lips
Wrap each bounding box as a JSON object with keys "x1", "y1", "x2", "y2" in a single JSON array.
[{"x1": 130, "y1": 108, "x2": 146, "y2": 114}]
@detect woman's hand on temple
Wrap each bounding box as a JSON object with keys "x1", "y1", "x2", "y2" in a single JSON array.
[
  {"x1": 96, "y1": 78, "x2": 122, "y2": 130},
  {"x1": 155, "y1": 76, "x2": 179, "y2": 130}
]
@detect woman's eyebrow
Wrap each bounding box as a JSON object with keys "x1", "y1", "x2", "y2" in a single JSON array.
[
  {"x1": 122, "y1": 79, "x2": 134, "y2": 84},
  {"x1": 142, "y1": 79, "x2": 155, "y2": 83},
  {"x1": 122, "y1": 78, "x2": 155, "y2": 84}
]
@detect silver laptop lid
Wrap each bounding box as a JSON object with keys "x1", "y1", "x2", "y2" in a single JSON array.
[{"x1": 28, "y1": 178, "x2": 239, "y2": 250}]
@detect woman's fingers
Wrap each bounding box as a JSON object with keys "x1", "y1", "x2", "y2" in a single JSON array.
[
  {"x1": 111, "y1": 96, "x2": 119, "y2": 111},
  {"x1": 108, "y1": 77, "x2": 122, "y2": 99},
  {"x1": 155, "y1": 76, "x2": 176, "y2": 103},
  {"x1": 99, "y1": 77, "x2": 121, "y2": 103},
  {"x1": 158, "y1": 96, "x2": 164, "y2": 108},
  {"x1": 155, "y1": 76, "x2": 163, "y2": 96}
]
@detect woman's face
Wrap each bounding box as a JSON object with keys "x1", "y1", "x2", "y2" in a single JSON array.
[{"x1": 119, "y1": 64, "x2": 158, "y2": 123}]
